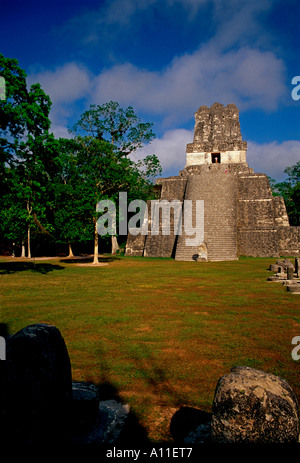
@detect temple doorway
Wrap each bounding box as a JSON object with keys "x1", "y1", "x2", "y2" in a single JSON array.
[{"x1": 212, "y1": 153, "x2": 221, "y2": 163}]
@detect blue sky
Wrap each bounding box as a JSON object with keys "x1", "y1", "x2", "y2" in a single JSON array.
[{"x1": 1, "y1": 0, "x2": 299, "y2": 180}]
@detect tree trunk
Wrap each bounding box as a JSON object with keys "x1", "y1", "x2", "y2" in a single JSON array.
[
  {"x1": 27, "y1": 201, "x2": 32, "y2": 259},
  {"x1": 21, "y1": 241, "x2": 26, "y2": 258},
  {"x1": 93, "y1": 219, "x2": 99, "y2": 264},
  {"x1": 111, "y1": 235, "x2": 120, "y2": 255},
  {"x1": 68, "y1": 242, "x2": 74, "y2": 258},
  {"x1": 27, "y1": 224, "x2": 31, "y2": 259}
]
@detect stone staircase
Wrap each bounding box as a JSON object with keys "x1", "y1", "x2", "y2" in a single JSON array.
[{"x1": 175, "y1": 165, "x2": 238, "y2": 261}]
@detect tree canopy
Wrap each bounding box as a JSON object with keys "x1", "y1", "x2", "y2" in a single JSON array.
[
  {"x1": 0, "y1": 53, "x2": 51, "y2": 175},
  {"x1": 0, "y1": 54, "x2": 162, "y2": 259},
  {"x1": 70, "y1": 101, "x2": 155, "y2": 155}
]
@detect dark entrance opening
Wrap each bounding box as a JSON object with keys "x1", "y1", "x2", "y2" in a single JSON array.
[{"x1": 212, "y1": 153, "x2": 220, "y2": 163}]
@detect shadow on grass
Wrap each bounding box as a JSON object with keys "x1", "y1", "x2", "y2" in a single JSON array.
[
  {"x1": 83, "y1": 349, "x2": 151, "y2": 445},
  {"x1": 129, "y1": 352, "x2": 213, "y2": 443},
  {"x1": 0, "y1": 323, "x2": 10, "y2": 338},
  {"x1": 97, "y1": 380, "x2": 151, "y2": 445},
  {"x1": 126, "y1": 344, "x2": 189, "y2": 409},
  {"x1": 90, "y1": 343, "x2": 212, "y2": 444},
  {"x1": 0, "y1": 262, "x2": 65, "y2": 275},
  {"x1": 60, "y1": 255, "x2": 121, "y2": 264}
]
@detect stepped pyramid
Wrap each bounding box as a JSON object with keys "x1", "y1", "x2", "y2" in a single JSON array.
[{"x1": 125, "y1": 103, "x2": 299, "y2": 261}]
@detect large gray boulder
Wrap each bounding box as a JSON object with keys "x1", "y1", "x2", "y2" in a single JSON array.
[
  {"x1": 2, "y1": 323, "x2": 72, "y2": 444},
  {"x1": 211, "y1": 366, "x2": 299, "y2": 443}
]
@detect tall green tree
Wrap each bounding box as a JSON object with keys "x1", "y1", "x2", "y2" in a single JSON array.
[
  {"x1": 0, "y1": 54, "x2": 56, "y2": 256},
  {"x1": 70, "y1": 101, "x2": 161, "y2": 262}
]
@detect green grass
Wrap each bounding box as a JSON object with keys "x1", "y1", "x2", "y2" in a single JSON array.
[{"x1": 1, "y1": 254, "x2": 299, "y2": 442}]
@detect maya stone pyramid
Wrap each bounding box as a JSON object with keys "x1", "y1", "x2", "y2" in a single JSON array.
[{"x1": 125, "y1": 103, "x2": 299, "y2": 261}]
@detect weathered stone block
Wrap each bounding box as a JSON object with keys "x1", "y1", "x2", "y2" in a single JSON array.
[
  {"x1": 267, "y1": 275, "x2": 285, "y2": 282},
  {"x1": 269, "y1": 264, "x2": 280, "y2": 272},
  {"x1": 71, "y1": 381, "x2": 100, "y2": 432},
  {"x1": 70, "y1": 399, "x2": 130, "y2": 444},
  {"x1": 287, "y1": 284, "x2": 300, "y2": 293},
  {"x1": 211, "y1": 366, "x2": 299, "y2": 443},
  {"x1": 3, "y1": 323, "x2": 72, "y2": 444},
  {"x1": 287, "y1": 267, "x2": 294, "y2": 280}
]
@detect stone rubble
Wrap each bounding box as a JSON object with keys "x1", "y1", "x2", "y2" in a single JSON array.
[{"x1": 267, "y1": 258, "x2": 300, "y2": 293}]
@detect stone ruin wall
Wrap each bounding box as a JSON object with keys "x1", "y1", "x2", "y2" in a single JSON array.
[
  {"x1": 237, "y1": 172, "x2": 299, "y2": 257},
  {"x1": 277, "y1": 226, "x2": 300, "y2": 257},
  {"x1": 237, "y1": 173, "x2": 281, "y2": 257},
  {"x1": 125, "y1": 177, "x2": 187, "y2": 258}
]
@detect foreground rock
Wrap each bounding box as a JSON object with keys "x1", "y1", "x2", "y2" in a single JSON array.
[
  {"x1": 70, "y1": 396, "x2": 130, "y2": 444},
  {"x1": 170, "y1": 407, "x2": 212, "y2": 443},
  {"x1": 211, "y1": 366, "x2": 299, "y2": 443},
  {"x1": 69, "y1": 381, "x2": 130, "y2": 444},
  {"x1": 2, "y1": 323, "x2": 72, "y2": 444}
]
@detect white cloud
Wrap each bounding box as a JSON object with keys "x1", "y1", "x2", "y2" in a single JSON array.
[
  {"x1": 247, "y1": 140, "x2": 300, "y2": 181},
  {"x1": 136, "y1": 128, "x2": 193, "y2": 175},
  {"x1": 93, "y1": 45, "x2": 286, "y2": 124},
  {"x1": 50, "y1": 125, "x2": 71, "y2": 140},
  {"x1": 29, "y1": 62, "x2": 91, "y2": 103},
  {"x1": 28, "y1": 63, "x2": 92, "y2": 135}
]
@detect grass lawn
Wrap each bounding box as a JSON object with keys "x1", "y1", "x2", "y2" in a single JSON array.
[{"x1": 1, "y1": 254, "x2": 299, "y2": 442}]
